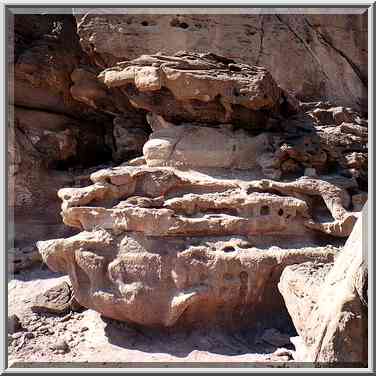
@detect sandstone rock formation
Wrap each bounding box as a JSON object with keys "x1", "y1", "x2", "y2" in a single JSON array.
[
  {"x1": 98, "y1": 52, "x2": 285, "y2": 126},
  {"x1": 9, "y1": 12, "x2": 368, "y2": 278},
  {"x1": 279, "y1": 204, "x2": 368, "y2": 365},
  {"x1": 74, "y1": 11, "x2": 368, "y2": 111},
  {"x1": 37, "y1": 51, "x2": 367, "y2": 329}
]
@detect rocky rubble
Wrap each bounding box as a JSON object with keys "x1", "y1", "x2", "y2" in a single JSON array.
[{"x1": 37, "y1": 53, "x2": 367, "y2": 337}]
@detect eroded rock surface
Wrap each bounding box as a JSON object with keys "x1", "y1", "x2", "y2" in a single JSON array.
[
  {"x1": 74, "y1": 11, "x2": 368, "y2": 111},
  {"x1": 37, "y1": 54, "x2": 366, "y2": 331},
  {"x1": 8, "y1": 14, "x2": 143, "y2": 258},
  {"x1": 38, "y1": 228, "x2": 339, "y2": 327},
  {"x1": 279, "y1": 205, "x2": 368, "y2": 365},
  {"x1": 37, "y1": 161, "x2": 359, "y2": 327}
]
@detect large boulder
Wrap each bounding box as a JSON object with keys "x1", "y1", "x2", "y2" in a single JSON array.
[
  {"x1": 279, "y1": 204, "x2": 368, "y2": 366},
  {"x1": 38, "y1": 228, "x2": 338, "y2": 327},
  {"x1": 98, "y1": 52, "x2": 285, "y2": 128},
  {"x1": 37, "y1": 160, "x2": 360, "y2": 327}
]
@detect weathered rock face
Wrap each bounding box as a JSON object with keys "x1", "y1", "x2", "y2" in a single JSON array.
[
  {"x1": 37, "y1": 160, "x2": 359, "y2": 326},
  {"x1": 8, "y1": 104, "x2": 113, "y2": 249},
  {"x1": 11, "y1": 15, "x2": 92, "y2": 118},
  {"x1": 38, "y1": 228, "x2": 338, "y2": 327},
  {"x1": 8, "y1": 14, "x2": 147, "y2": 253},
  {"x1": 98, "y1": 52, "x2": 286, "y2": 127},
  {"x1": 279, "y1": 204, "x2": 368, "y2": 365},
  {"x1": 74, "y1": 11, "x2": 368, "y2": 111},
  {"x1": 37, "y1": 50, "x2": 367, "y2": 329}
]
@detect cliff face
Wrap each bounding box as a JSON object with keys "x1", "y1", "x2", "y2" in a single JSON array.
[{"x1": 74, "y1": 12, "x2": 368, "y2": 112}]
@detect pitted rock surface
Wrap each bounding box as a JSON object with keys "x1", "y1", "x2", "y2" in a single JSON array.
[{"x1": 37, "y1": 54, "x2": 367, "y2": 329}]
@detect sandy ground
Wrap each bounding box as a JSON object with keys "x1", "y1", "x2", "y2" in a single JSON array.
[{"x1": 8, "y1": 265, "x2": 298, "y2": 368}]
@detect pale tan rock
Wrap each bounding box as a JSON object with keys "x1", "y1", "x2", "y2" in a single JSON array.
[
  {"x1": 247, "y1": 176, "x2": 357, "y2": 237},
  {"x1": 57, "y1": 165, "x2": 358, "y2": 238},
  {"x1": 279, "y1": 204, "x2": 368, "y2": 365},
  {"x1": 143, "y1": 125, "x2": 270, "y2": 170},
  {"x1": 36, "y1": 158, "x2": 356, "y2": 327},
  {"x1": 278, "y1": 262, "x2": 333, "y2": 336}
]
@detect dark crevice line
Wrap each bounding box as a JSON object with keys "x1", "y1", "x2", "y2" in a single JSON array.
[
  {"x1": 304, "y1": 17, "x2": 367, "y2": 88},
  {"x1": 255, "y1": 16, "x2": 265, "y2": 66},
  {"x1": 11, "y1": 103, "x2": 83, "y2": 122},
  {"x1": 275, "y1": 15, "x2": 330, "y2": 81}
]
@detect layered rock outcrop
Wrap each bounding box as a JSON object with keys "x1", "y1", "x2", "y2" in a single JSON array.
[
  {"x1": 74, "y1": 11, "x2": 368, "y2": 111},
  {"x1": 37, "y1": 54, "x2": 367, "y2": 331},
  {"x1": 9, "y1": 11, "x2": 368, "y2": 274}
]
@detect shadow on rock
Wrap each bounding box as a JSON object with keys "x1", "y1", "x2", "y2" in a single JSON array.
[{"x1": 102, "y1": 313, "x2": 297, "y2": 358}]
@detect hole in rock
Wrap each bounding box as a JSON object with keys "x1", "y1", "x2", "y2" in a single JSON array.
[
  {"x1": 170, "y1": 19, "x2": 189, "y2": 29},
  {"x1": 239, "y1": 271, "x2": 248, "y2": 284},
  {"x1": 222, "y1": 246, "x2": 236, "y2": 253},
  {"x1": 310, "y1": 195, "x2": 335, "y2": 223},
  {"x1": 278, "y1": 208, "x2": 284, "y2": 216},
  {"x1": 260, "y1": 206, "x2": 270, "y2": 216},
  {"x1": 141, "y1": 21, "x2": 149, "y2": 26}
]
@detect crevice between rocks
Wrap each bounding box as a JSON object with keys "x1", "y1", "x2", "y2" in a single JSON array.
[{"x1": 255, "y1": 16, "x2": 265, "y2": 66}]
